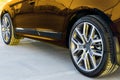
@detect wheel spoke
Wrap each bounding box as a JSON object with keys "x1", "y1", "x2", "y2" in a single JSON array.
[
  {"x1": 83, "y1": 22, "x2": 89, "y2": 41},
  {"x1": 7, "y1": 29, "x2": 10, "y2": 35},
  {"x1": 91, "y1": 49, "x2": 102, "y2": 56},
  {"x1": 7, "y1": 22, "x2": 10, "y2": 28},
  {"x1": 86, "y1": 55, "x2": 90, "y2": 70},
  {"x1": 71, "y1": 37, "x2": 84, "y2": 55},
  {"x1": 93, "y1": 52, "x2": 102, "y2": 57},
  {"x1": 89, "y1": 54, "x2": 97, "y2": 68},
  {"x1": 2, "y1": 31, "x2": 6, "y2": 38},
  {"x1": 1, "y1": 27, "x2": 5, "y2": 32},
  {"x1": 77, "y1": 56, "x2": 83, "y2": 65},
  {"x1": 4, "y1": 17, "x2": 8, "y2": 26},
  {"x1": 4, "y1": 32, "x2": 7, "y2": 41},
  {"x1": 3, "y1": 19, "x2": 6, "y2": 27},
  {"x1": 92, "y1": 39, "x2": 102, "y2": 43},
  {"x1": 84, "y1": 59, "x2": 88, "y2": 70},
  {"x1": 89, "y1": 27, "x2": 95, "y2": 40},
  {"x1": 5, "y1": 32, "x2": 9, "y2": 41},
  {"x1": 72, "y1": 48, "x2": 79, "y2": 55},
  {"x1": 84, "y1": 53, "x2": 90, "y2": 70},
  {"x1": 84, "y1": 52, "x2": 90, "y2": 70},
  {"x1": 71, "y1": 38, "x2": 78, "y2": 45},
  {"x1": 71, "y1": 38, "x2": 79, "y2": 55},
  {"x1": 75, "y1": 28, "x2": 85, "y2": 44},
  {"x1": 7, "y1": 31, "x2": 10, "y2": 38},
  {"x1": 5, "y1": 17, "x2": 8, "y2": 24}
]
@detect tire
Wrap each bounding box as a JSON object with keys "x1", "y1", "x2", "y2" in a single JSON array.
[
  {"x1": 1, "y1": 13, "x2": 20, "y2": 45},
  {"x1": 69, "y1": 15, "x2": 119, "y2": 77}
]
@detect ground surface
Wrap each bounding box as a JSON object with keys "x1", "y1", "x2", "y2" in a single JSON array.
[{"x1": 0, "y1": 28, "x2": 120, "y2": 80}]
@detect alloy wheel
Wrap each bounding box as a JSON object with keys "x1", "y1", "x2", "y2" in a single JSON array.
[
  {"x1": 1, "y1": 14, "x2": 11, "y2": 43},
  {"x1": 70, "y1": 22, "x2": 103, "y2": 72}
]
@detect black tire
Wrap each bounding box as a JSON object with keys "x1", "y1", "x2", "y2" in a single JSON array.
[
  {"x1": 69, "y1": 15, "x2": 119, "y2": 77},
  {"x1": 1, "y1": 13, "x2": 20, "y2": 45}
]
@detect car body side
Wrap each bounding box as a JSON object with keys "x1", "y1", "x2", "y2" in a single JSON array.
[{"x1": 1, "y1": 0, "x2": 120, "y2": 63}]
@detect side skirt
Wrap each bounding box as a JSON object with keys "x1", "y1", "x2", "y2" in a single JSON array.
[{"x1": 15, "y1": 28, "x2": 62, "y2": 40}]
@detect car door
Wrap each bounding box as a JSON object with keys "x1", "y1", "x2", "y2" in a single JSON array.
[
  {"x1": 14, "y1": 0, "x2": 37, "y2": 31},
  {"x1": 34, "y1": 0, "x2": 72, "y2": 39}
]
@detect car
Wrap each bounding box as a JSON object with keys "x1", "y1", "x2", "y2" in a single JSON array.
[{"x1": 1, "y1": 0, "x2": 120, "y2": 77}]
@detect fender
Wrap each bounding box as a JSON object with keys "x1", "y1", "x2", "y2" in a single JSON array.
[
  {"x1": 1, "y1": 0, "x2": 25, "y2": 18},
  {"x1": 70, "y1": 0, "x2": 119, "y2": 11}
]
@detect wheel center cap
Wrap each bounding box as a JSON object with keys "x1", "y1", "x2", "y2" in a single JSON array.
[
  {"x1": 84, "y1": 41, "x2": 93, "y2": 55},
  {"x1": 85, "y1": 43, "x2": 90, "y2": 49}
]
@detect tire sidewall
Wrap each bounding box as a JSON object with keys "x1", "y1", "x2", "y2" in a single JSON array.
[{"x1": 69, "y1": 15, "x2": 110, "y2": 77}]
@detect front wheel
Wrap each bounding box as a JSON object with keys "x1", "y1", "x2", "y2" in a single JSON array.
[
  {"x1": 69, "y1": 15, "x2": 118, "y2": 77},
  {"x1": 1, "y1": 13, "x2": 20, "y2": 45}
]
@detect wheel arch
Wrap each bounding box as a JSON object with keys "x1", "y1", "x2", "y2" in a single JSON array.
[
  {"x1": 0, "y1": 5, "x2": 16, "y2": 33},
  {"x1": 66, "y1": 8, "x2": 113, "y2": 47},
  {"x1": 0, "y1": 4, "x2": 15, "y2": 20}
]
